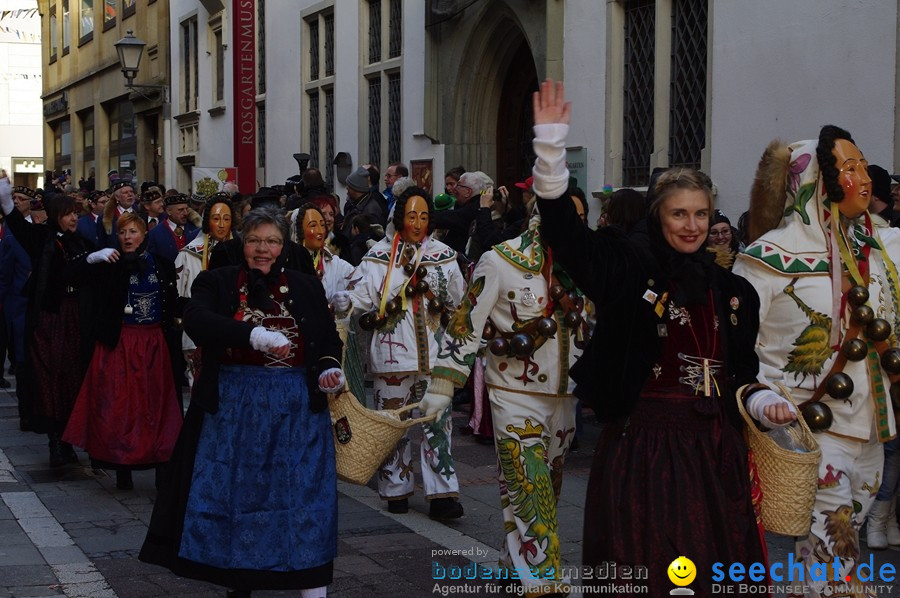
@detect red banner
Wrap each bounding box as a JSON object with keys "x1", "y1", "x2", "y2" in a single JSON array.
[{"x1": 233, "y1": 0, "x2": 256, "y2": 194}]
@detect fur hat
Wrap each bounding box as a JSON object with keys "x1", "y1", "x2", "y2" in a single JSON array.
[
  {"x1": 109, "y1": 179, "x2": 133, "y2": 193},
  {"x1": 12, "y1": 186, "x2": 37, "y2": 199},
  {"x1": 164, "y1": 193, "x2": 190, "y2": 207},
  {"x1": 345, "y1": 167, "x2": 370, "y2": 193}
]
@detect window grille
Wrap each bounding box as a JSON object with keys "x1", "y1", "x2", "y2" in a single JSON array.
[
  {"x1": 622, "y1": 0, "x2": 655, "y2": 187},
  {"x1": 387, "y1": 73, "x2": 401, "y2": 164},
  {"x1": 368, "y1": 78, "x2": 382, "y2": 166},
  {"x1": 668, "y1": 0, "x2": 707, "y2": 169}
]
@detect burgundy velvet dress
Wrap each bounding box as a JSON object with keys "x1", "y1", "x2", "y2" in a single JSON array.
[{"x1": 582, "y1": 295, "x2": 767, "y2": 597}]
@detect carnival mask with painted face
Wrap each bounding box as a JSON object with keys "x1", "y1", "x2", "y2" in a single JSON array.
[
  {"x1": 833, "y1": 138, "x2": 872, "y2": 220},
  {"x1": 209, "y1": 202, "x2": 233, "y2": 242},
  {"x1": 401, "y1": 195, "x2": 429, "y2": 243},
  {"x1": 302, "y1": 208, "x2": 327, "y2": 251}
]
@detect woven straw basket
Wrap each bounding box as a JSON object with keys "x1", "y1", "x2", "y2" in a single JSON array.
[
  {"x1": 737, "y1": 383, "x2": 821, "y2": 536},
  {"x1": 329, "y1": 389, "x2": 436, "y2": 485}
]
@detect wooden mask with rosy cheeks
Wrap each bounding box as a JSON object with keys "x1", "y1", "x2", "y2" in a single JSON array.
[
  {"x1": 401, "y1": 195, "x2": 429, "y2": 243},
  {"x1": 302, "y1": 208, "x2": 327, "y2": 250},
  {"x1": 833, "y1": 138, "x2": 872, "y2": 220},
  {"x1": 208, "y1": 202, "x2": 233, "y2": 241}
]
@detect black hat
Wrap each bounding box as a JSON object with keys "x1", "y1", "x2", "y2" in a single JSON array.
[
  {"x1": 110, "y1": 179, "x2": 133, "y2": 193},
  {"x1": 141, "y1": 187, "x2": 163, "y2": 202},
  {"x1": 190, "y1": 192, "x2": 207, "y2": 206},
  {"x1": 87, "y1": 190, "x2": 107, "y2": 203},
  {"x1": 868, "y1": 164, "x2": 892, "y2": 203},
  {"x1": 250, "y1": 187, "x2": 282, "y2": 210},
  {"x1": 164, "y1": 193, "x2": 190, "y2": 207},
  {"x1": 712, "y1": 209, "x2": 731, "y2": 226},
  {"x1": 11, "y1": 186, "x2": 37, "y2": 199}
]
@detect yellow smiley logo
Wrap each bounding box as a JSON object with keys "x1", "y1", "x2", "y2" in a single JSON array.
[{"x1": 668, "y1": 556, "x2": 696, "y2": 587}]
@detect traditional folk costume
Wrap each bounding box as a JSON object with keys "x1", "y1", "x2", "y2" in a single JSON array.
[
  {"x1": 734, "y1": 135, "x2": 900, "y2": 598},
  {"x1": 533, "y1": 122, "x2": 767, "y2": 597},
  {"x1": 1, "y1": 190, "x2": 93, "y2": 462},
  {"x1": 428, "y1": 220, "x2": 588, "y2": 594},
  {"x1": 63, "y1": 250, "x2": 183, "y2": 468},
  {"x1": 348, "y1": 233, "x2": 466, "y2": 501},
  {"x1": 140, "y1": 263, "x2": 342, "y2": 593}
]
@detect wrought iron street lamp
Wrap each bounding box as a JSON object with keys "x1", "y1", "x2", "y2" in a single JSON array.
[{"x1": 114, "y1": 30, "x2": 167, "y2": 101}]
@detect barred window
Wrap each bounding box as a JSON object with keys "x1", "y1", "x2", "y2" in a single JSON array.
[
  {"x1": 367, "y1": 77, "x2": 382, "y2": 165},
  {"x1": 257, "y1": 0, "x2": 266, "y2": 94},
  {"x1": 309, "y1": 16, "x2": 319, "y2": 81},
  {"x1": 388, "y1": 0, "x2": 401, "y2": 59},
  {"x1": 308, "y1": 91, "x2": 319, "y2": 168},
  {"x1": 324, "y1": 14, "x2": 334, "y2": 77},
  {"x1": 325, "y1": 88, "x2": 335, "y2": 189},
  {"x1": 368, "y1": 0, "x2": 381, "y2": 64},
  {"x1": 668, "y1": 0, "x2": 707, "y2": 169},
  {"x1": 304, "y1": 7, "x2": 334, "y2": 184},
  {"x1": 612, "y1": 0, "x2": 710, "y2": 186},
  {"x1": 388, "y1": 73, "x2": 401, "y2": 164},
  {"x1": 621, "y1": 0, "x2": 655, "y2": 187},
  {"x1": 363, "y1": 0, "x2": 402, "y2": 176}
]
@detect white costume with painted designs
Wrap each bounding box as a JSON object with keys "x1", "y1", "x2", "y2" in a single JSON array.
[
  {"x1": 734, "y1": 137, "x2": 900, "y2": 598},
  {"x1": 429, "y1": 225, "x2": 587, "y2": 591},
  {"x1": 347, "y1": 234, "x2": 465, "y2": 500}
]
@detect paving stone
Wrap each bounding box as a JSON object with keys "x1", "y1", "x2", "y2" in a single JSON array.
[{"x1": 0, "y1": 564, "x2": 57, "y2": 586}]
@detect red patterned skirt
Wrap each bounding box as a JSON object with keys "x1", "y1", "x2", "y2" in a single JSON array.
[
  {"x1": 29, "y1": 297, "x2": 84, "y2": 424},
  {"x1": 63, "y1": 324, "x2": 183, "y2": 466}
]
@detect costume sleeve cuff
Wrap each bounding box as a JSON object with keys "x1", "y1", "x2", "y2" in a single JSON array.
[
  {"x1": 531, "y1": 123, "x2": 570, "y2": 199},
  {"x1": 426, "y1": 375, "x2": 456, "y2": 398}
]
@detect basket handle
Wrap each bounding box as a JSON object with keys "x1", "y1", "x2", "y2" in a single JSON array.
[{"x1": 735, "y1": 381, "x2": 815, "y2": 441}]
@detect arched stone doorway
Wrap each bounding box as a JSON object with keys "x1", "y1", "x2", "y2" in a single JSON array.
[
  {"x1": 443, "y1": 3, "x2": 540, "y2": 187},
  {"x1": 495, "y1": 39, "x2": 537, "y2": 188}
]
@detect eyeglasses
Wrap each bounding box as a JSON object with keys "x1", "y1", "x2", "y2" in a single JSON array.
[
  {"x1": 245, "y1": 237, "x2": 284, "y2": 248},
  {"x1": 708, "y1": 230, "x2": 732, "y2": 238}
]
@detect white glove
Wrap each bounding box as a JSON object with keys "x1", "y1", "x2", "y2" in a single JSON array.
[
  {"x1": 531, "y1": 123, "x2": 570, "y2": 199},
  {"x1": 419, "y1": 391, "x2": 451, "y2": 418},
  {"x1": 318, "y1": 367, "x2": 345, "y2": 393},
  {"x1": 87, "y1": 248, "x2": 118, "y2": 264},
  {"x1": 0, "y1": 176, "x2": 12, "y2": 216},
  {"x1": 249, "y1": 326, "x2": 290, "y2": 352},
  {"x1": 747, "y1": 389, "x2": 798, "y2": 430},
  {"x1": 331, "y1": 291, "x2": 351, "y2": 313}
]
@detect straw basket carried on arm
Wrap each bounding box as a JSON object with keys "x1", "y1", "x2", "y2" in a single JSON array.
[
  {"x1": 329, "y1": 389, "x2": 436, "y2": 485},
  {"x1": 737, "y1": 382, "x2": 821, "y2": 536}
]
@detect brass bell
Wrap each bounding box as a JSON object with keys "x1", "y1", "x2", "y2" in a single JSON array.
[
  {"x1": 536, "y1": 317, "x2": 558, "y2": 338},
  {"x1": 405, "y1": 285, "x2": 416, "y2": 297},
  {"x1": 800, "y1": 402, "x2": 833, "y2": 432},
  {"x1": 359, "y1": 312, "x2": 378, "y2": 331},
  {"x1": 842, "y1": 338, "x2": 868, "y2": 362},
  {"x1": 440, "y1": 311, "x2": 451, "y2": 327},
  {"x1": 428, "y1": 297, "x2": 445, "y2": 314},
  {"x1": 386, "y1": 298, "x2": 401, "y2": 314},
  {"x1": 866, "y1": 318, "x2": 892, "y2": 342},
  {"x1": 825, "y1": 372, "x2": 854, "y2": 400},
  {"x1": 881, "y1": 348, "x2": 900, "y2": 375},
  {"x1": 574, "y1": 296, "x2": 585, "y2": 313},
  {"x1": 510, "y1": 333, "x2": 534, "y2": 357},
  {"x1": 847, "y1": 285, "x2": 869, "y2": 307},
  {"x1": 852, "y1": 305, "x2": 875, "y2": 326},
  {"x1": 416, "y1": 266, "x2": 428, "y2": 279},
  {"x1": 403, "y1": 263, "x2": 415, "y2": 275},
  {"x1": 415, "y1": 279, "x2": 430, "y2": 294},
  {"x1": 482, "y1": 321, "x2": 497, "y2": 340},
  {"x1": 565, "y1": 311, "x2": 582, "y2": 328},
  {"x1": 549, "y1": 285, "x2": 566, "y2": 301},
  {"x1": 489, "y1": 338, "x2": 509, "y2": 356}
]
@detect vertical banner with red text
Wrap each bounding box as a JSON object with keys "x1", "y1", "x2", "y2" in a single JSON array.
[{"x1": 233, "y1": 0, "x2": 256, "y2": 194}]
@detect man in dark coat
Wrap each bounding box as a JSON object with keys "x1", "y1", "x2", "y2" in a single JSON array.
[
  {"x1": 76, "y1": 190, "x2": 107, "y2": 247},
  {"x1": 341, "y1": 166, "x2": 386, "y2": 238},
  {"x1": 147, "y1": 194, "x2": 200, "y2": 262}
]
